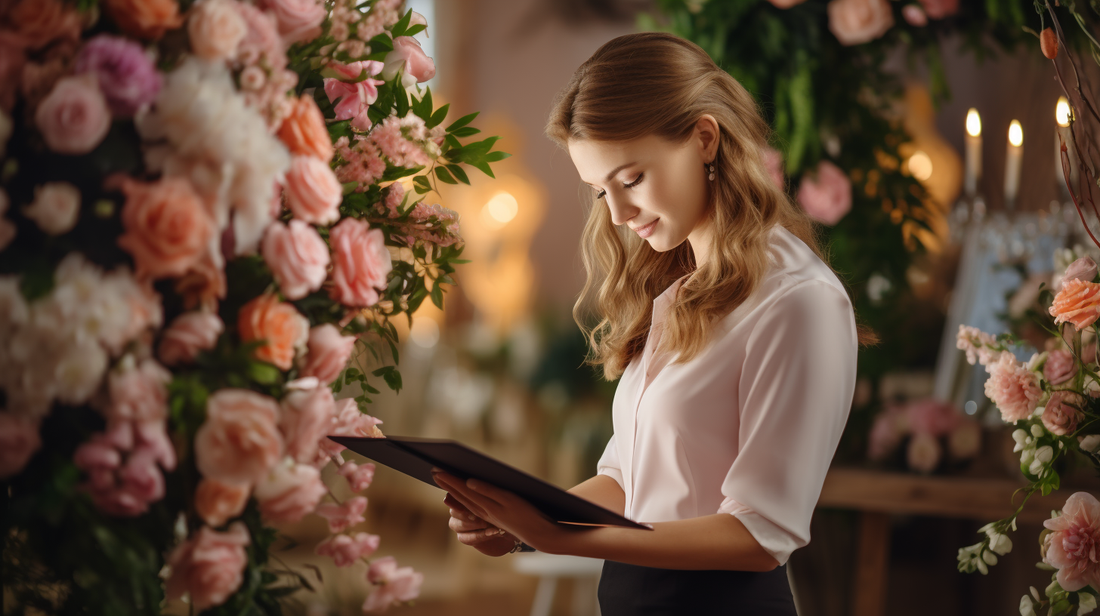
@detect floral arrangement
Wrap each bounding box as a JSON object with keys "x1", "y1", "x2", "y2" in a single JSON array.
[
  {"x1": 0, "y1": 0, "x2": 507, "y2": 613},
  {"x1": 866, "y1": 396, "x2": 981, "y2": 473},
  {"x1": 953, "y1": 254, "x2": 1100, "y2": 614}
]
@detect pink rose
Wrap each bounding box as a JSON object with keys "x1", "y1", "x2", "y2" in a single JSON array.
[
  {"x1": 261, "y1": 219, "x2": 330, "y2": 300},
  {"x1": 284, "y1": 155, "x2": 342, "y2": 225},
  {"x1": 917, "y1": 0, "x2": 958, "y2": 19},
  {"x1": 983, "y1": 353, "x2": 1042, "y2": 423},
  {"x1": 254, "y1": 459, "x2": 326, "y2": 524},
  {"x1": 1044, "y1": 349, "x2": 1076, "y2": 386},
  {"x1": 1050, "y1": 278, "x2": 1100, "y2": 330},
  {"x1": 1043, "y1": 492, "x2": 1100, "y2": 591},
  {"x1": 906, "y1": 431, "x2": 941, "y2": 474},
  {"x1": 316, "y1": 495, "x2": 367, "y2": 533},
  {"x1": 158, "y1": 311, "x2": 224, "y2": 366},
  {"x1": 188, "y1": 0, "x2": 248, "y2": 60},
  {"x1": 315, "y1": 532, "x2": 380, "y2": 567},
  {"x1": 797, "y1": 160, "x2": 851, "y2": 226},
  {"x1": 905, "y1": 398, "x2": 960, "y2": 437},
  {"x1": 1064, "y1": 256, "x2": 1098, "y2": 284},
  {"x1": 382, "y1": 36, "x2": 435, "y2": 87},
  {"x1": 337, "y1": 460, "x2": 375, "y2": 492},
  {"x1": 195, "y1": 478, "x2": 250, "y2": 527},
  {"x1": 257, "y1": 0, "x2": 325, "y2": 45},
  {"x1": 0, "y1": 413, "x2": 41, "y2": 479},
  {"x1": 280, "y1": 382, "x2": 336, "y2": 464},
  {"x1": 902, "y1": 4, "x2": 928, "y2": 27},
  {"x1": 195, "y1": 389, "x2": 284, "y2": 486},
  {"x1": 298, "y1": 324, "x2": 358, "y2": 385},
  {"x1": 363, "y1": 556, "x2": 424, "y2": 613},
  {"x1": 166, "y1": 523, "x2": 251, "y2": 611},
  {"x1": 34, "y1": 74, "x2": 111, "y2": 155},
  {"x1": 329, "y1": 217, "x2": 392, "y2": 307},
  {"x1": 105, "y1": 359, "x2": 171, "y2": 425},
  {"x1": 116, "y1": 176, "x2": 217, "y2": 280},
  {"x1": 827, "y1": 0, "x2": 895, "y2": 46},
  {"x1": 324, "y1": 61, "x2": 384, "y2": 132},
  {"x1": 1042, "y1": 391, "x2": 1085, "y2": 436},
  {"x1": 23, "y1": 181, "x2": 80, "y2": 235}
]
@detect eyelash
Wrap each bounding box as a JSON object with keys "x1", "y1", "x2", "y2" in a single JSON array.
[{"x1": 595, "y1": 173, "x2": 644, "y2": 200}]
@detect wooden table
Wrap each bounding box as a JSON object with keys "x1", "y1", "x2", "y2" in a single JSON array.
[{"x1": 816, "y1": 467, "x2": 1076, "y2": 616}]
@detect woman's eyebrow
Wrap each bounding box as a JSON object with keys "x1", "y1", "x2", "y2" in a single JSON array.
[{"x1": 604, "y1": 162, "x2": 637, "y2": 181}]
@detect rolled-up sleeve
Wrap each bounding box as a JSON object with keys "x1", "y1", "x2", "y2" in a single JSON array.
[
  {"x1": 717, "y1": 280, "x2": 857, "y2": 565},
  {"x1": 596, "y1": 434, "x2": 624, "y2": 490}
]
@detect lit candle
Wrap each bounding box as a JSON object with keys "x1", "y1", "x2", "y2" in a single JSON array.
[
  {"x1": 1005, "y1": 120, "x2": 1024, "y2": 209},
  {"x1": 1055, "y1": 97, "x2": 1077, "y2": 192},
  {"x1": 965, "y1": 108, "x2": 981, "y2": 197}
]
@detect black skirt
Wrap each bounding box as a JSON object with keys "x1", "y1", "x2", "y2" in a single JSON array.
[{"x1": 597, "y1": 560, "x2": 797, "y2": 616}]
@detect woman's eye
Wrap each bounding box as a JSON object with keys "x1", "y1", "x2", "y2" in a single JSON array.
[{"x1": 624, "y1": 173, "x2": 644, "y2": 189}]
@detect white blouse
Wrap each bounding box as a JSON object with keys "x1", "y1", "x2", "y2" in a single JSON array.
[{"x1": 596, "y1": 225, "x2": 857, "y2": 566}]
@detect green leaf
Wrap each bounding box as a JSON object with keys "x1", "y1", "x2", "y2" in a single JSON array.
[
  {"x1": 394, "y1": 83, "x2": 410, "y2": 117},
  {"x1": 445, "y1": 164, "x2": 470, "y2": 185},
  {"x1": 413, "y1": 174, "x2": 432, "y2": 194},
  {"x1": 484, "y1": 151, "x2": 511, "y2": 162},
  {"x1": 248, "y1": 361, "x2": 281, "y2": 385},
  {"x1": 430, "y1": 282, "x2": 444, "y2": 309},
  {"x1": 427, "y1": 103, "x2": 450, "y2": 128},
  {"x1": 383, "y1": 369, "x2": 403, "y2": 392},
  {"x1": 405, "y1": 23, "x2": 427, "y2": 37},
  {"x1": 435, "y1": 166, "x2": 458, "y2": 184},
  {"x1": 380, "y1": 164, "x2": 425, "y2": 182},
  {"x1": 389, "y1": 9, "x2": 414, "y2": 38},
  {"x1": 471, "y1": 160, "x2": 495, "y2": 178},
  {"x1": 450, "y1": 126, "x2": 481, "y2": 138},
  {"x1": 447, "y1": 112, "x2": 479, "y2": 132}
]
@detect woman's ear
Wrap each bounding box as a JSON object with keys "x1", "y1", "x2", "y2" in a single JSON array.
[{"x1": 696, "y1": 115, "x2": 720, "y2": 163}]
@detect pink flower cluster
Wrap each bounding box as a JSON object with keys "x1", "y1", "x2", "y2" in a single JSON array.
[
  {"x1": 317, "y1": 495, "x2": 368, "y2": 533},
  {"x1": 363, "y1": 556, "x2": 424, "y2": 613},
  {"x1": 984, "y1": 353, "x2": 1042, "y2": 423},
  {"x1": 316, "y1": 532, "x2": 381, "y2": 567},
  {"x1": 334, "y1": 135, "x2": 388, "y2": 189},
  {"x1": 797, "y1": 160, "x2": 851, "y2": 226},
  {"x1": 1043, "y1": 492, "x2": 1100, "y2": 591},
  {"x1": 956, "y1": 325, "x2": 1002, "y2": 367},
  {"x1": 74, "y1": 416, "x2": 177, "y2": 516},
  {"x1": 867, "y1": 398, "x2": 980, "y2": 473}
]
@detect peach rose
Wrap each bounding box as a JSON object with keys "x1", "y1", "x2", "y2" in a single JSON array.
[
  {"x1": 165, "y1": 523, "x2": 250, "y2": 611},
  {"x1": 0, "y1": 413, "x2": 41, "y2": 479},
  {"x1": 103, "y1": 0, "x2": 184, "y2": 40},
  {"x1": 257, "y1": 0, "x2": 325, "y2": 45},
  {"x1": 827, "y1": 0, "x2": 895, "y2": 46},
  {"x1": 195, "y1": 389, "x2": 284, "y2": 486},
  {"x1": 116, "y1": 176, "x2": 217, "y2": 280},
  {"x1": 158, "y1": 311, "x2": 225, "y2": 366},
  {"x1": 280, "y1": 382, "x2": 336, "y2": 464},
  {"x1": 237, "y1": 294, "x2": 309, "y2": 370},
  {"x1": 284, "y1": 156, "x2": 342, "y2": 226},
  {"x1": 298, "y1": 324, "x2": 357, "y2": 385},
  {"x1": 253, "y1": 458, "x2": 326, "y2": 524},
  {"x1": 195, "y1": 478, "x2": 250, "y2": 527},
  {"x1": 4, "y1": 0, "x2": 82, "y2": 51},
  {"x1": 1042, "y1": 391, "x2": 1085, "y2": 436},
  {"x1": 1051, "y1": 278, "x2": 1100, "y2": 330},
  {"x1": 23, "y1": 181, "x2": 80, "y2": 235},
  {"x1": 329, "y1": 217, "x2": 392, "y2": 307},
  {"x1": 261, "y1": 219, "x2": 330, "y2": 299},
  {"x1": 277, "y1": 94, "x2": 333, "y2": 163},
  {"x1": 34, "y1": 74, "x2": 111, "y2": 155},
  {"x1": 188, "y1": 0, "x2": 248, "y2": 61}
]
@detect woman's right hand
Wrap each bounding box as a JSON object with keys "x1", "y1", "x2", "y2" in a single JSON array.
[{"x1": 444, "y1": 492, "x2": 517, "y2": 557}]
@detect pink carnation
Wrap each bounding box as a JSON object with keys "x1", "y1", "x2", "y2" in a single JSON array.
[
  {"x1": 165, "y1": 523, "x2": 251, "y2": 611},
  {"x1": 315, "y1": 532, "x2": 380, "y2": 567},
  {"x1": 797, "y1": 160, "x2": 851, "y2": 226},
  {"x1": 1042, "y1": 391, "x2": 1085, "y2": 436},
  {"x1": 363, "y1": 556, "x2": 424, "y2": 613},
  {"x1": 1044, "y1": 349, "x2": 1076, "y2": 386},
  {"x1": 983, "y1": 353, "x2": 1042, "y2": 423},
  {"x1": 337, "y1": 460, "x2": 376, "y2": 492},
  {"x1": 316, "y1": 495, "x2": 368, "y2": 533},
  {"x1": 74, "y1": 35, "x2": 162, "y2": 117},
  {"x1": 329, "y1": 217, "x2": 392, "y2": 307},
  {"x1": 1043, "y1": 492, "x2": 1100, "y2": 591},
  {"x1": 298, "y1": 324, "x2": 358, "y2": 385}
]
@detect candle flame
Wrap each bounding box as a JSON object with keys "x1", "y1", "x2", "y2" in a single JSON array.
[
  {"x1": 966, "y1": 108, "x2": 981, "y2": 137},
  {"x1": 1057, "y1": 97, "x2": 1071, "y2": 127},
  {"x1": 1008, "y1": 120, "x2": 1023, "y2": 147}
]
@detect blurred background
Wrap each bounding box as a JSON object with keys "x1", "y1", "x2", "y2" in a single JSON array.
[{"x1": 280, "y1": 1, "x2": 1100, "y2": 614}]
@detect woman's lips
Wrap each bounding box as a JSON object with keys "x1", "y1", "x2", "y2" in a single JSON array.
[{"x1": 635, "y1": 219, "x2": 658, "y2": 239}]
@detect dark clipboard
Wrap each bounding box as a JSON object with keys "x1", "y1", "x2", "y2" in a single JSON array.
[{"x1": 328, "y1": 435, "x2": 651, "y2": 530}]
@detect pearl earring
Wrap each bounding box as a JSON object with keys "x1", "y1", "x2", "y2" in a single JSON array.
[{"x1": 707, "y1": 164, "x2": 716, "y2": 181}]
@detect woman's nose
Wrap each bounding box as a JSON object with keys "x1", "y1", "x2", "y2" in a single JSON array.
[{"x1": 605, "y1": 195, "x2": 637, "y2": 227}]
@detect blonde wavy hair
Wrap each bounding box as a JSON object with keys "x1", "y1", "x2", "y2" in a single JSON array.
[{"x1": 547, "y1": 32, "x2": 857, "y2": 381}]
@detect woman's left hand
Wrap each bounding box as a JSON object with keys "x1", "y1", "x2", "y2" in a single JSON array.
[{"x1": 431, "y1": 469, "x2": 574, "y2": 554}]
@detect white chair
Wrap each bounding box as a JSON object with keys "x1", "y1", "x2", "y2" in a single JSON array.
[{"x1": 512, "y1": 552, "x2": 604, "y2": 616}]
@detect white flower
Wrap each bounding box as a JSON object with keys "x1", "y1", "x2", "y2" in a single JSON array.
[
  {"x1": 1029, "y1": 445, "x2": 1054, "y2": 475},
  {"x1": 1027, "y1": 352, "x2": 1047, "y2": 371},
  {"x1": 988, "y1": 532, "x2": 1013, "y2": 555},
  {"x1": 1080, "y1": 592, "x2": 1097, "y2": 615},
  {"x1": 23, "y1": 182, "x2": 81, "y2": 236},
  {"x1": 1013, "y1": 429, "x2": 1030, "y2": 452},
  {"x1": 1031, "y1": 423, "x2": 1046, "y2": 438},
  {"x1": 1080, "y1": 435, "x2": 1100, "y2": 454},
  {"x1": 981, "y1": 550, "x2": 998, "y2": 566},
  {"x1": 976, "y1": 555, "x2": 989, "y2": 575},
  {"x1": 1020, "y1": 594, "x2": 1037, "y2": 616},
  {"x1": 136, "y1": 58, "x2": 291, "y2": 254},
  {"x1": 53, "y1": 337, "x2": 108, "y2": 405}
]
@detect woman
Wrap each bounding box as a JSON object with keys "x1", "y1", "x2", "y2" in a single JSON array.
[{"x1": 432, "y1": 31, "x2": 860, "y2": 614}]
